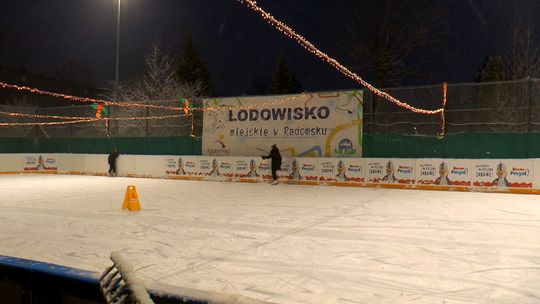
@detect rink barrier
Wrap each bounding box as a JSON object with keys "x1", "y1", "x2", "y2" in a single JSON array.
[
  {"x1": 3, "y1": 170, "x2": 540, "y2": 195},
  {"x1": 0, "y1": 255, "x2": 269, "y2": 304},
  {"x1": 2, "y1": 153, "x2": 540, "y2": 195}
]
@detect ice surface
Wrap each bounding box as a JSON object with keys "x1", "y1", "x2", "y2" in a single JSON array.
[{"x1": 0, "y1": 174, "x2": 539, "y2": 304}]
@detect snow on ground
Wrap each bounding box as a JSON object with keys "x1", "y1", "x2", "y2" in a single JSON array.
[{"x1": 0, "y1": 174, "x2": 540, "y2": 304}]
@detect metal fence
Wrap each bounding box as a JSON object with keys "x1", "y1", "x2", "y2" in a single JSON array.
[
  {"x1": 2, "y1": 79, "x2": 540, "y2": 138},
  {"x1": 0, "y1": 99, "x2": 203, "y2": 138},
  {"x1": 364, "y1": 78, "x2": 540, "y2": 134}
]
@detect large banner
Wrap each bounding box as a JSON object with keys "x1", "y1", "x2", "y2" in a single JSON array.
[
  {"x1": 337, "y1": 158, "x2": 365, "y2": 183},
  {"x1": 366, "y1": 158, "x2": 415, "y2": 184},
  {"x1": 234, "y1": 157, "x2": 271, "y2": 181},
  {"x1": 472, "y1": 160, "x2": 533, "y2": 188},
  {"x1": 416, "y1": 159, "x2": 472, "y2": 186},
  {"x1": 202, "y1": 91, "x2": 363, "y2": 158},
  {"x1": 165, "y1": 156, "x2": 199, "y2": 176},
  {"x1": 6, "y1": 154, "x2": 540, "y2": 191},
  {"x1": 24, "y1": 155, "x2": 58, "y2": 172}
]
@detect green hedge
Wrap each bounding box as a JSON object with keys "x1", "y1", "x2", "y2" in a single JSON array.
[
  {"x1": 363, "y1": 133, "x2": 539, "y2": 159},
  {"x1": 0, "y1": 137, "x2": 201, "y2": 155},
  {"x1": 1, "y1": 133, "x2": 539, "y2": 158}
]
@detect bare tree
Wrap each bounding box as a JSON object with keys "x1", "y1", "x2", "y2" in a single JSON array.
[
  {"x1": 131, "y1": 42, "x2": 179, "y2": 101},
  {"x1": 336, "y1": 0, "x2": 448, "y2": 88},
  {"x1": 334, "y1": 0, "x2": 448, "y2": 114},
  {"x1": 475, "y1": 7, "x2": 540, "y2": 133},
  {"x1": 505, "y1": 13, "x2": 540, "y2": 79},
  {"x1": 100, "y1": 40, "x2": 204, "y2": 137}
]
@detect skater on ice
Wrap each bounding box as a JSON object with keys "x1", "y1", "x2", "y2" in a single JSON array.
[
  {"x1": 108, "y1": 148, "x2": 119, "y2": 176},
  {"x1": 262, "y1": 144, "x2": 282, "y2": 184}
]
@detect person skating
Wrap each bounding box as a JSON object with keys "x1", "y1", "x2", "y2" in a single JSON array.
[
  {"x1": 108, "y1": 148, "x2": 120, "y2": 176},
  {"x1": 262, "y1": 144, "x2": 282, "y2": 184}
]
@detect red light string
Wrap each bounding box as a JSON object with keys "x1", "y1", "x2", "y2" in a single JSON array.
[{"x1": 438, "y1": 82, "x2": 447, "y2": 137}]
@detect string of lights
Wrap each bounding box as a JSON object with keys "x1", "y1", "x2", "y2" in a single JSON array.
[
  {"x1": 0, "y1": 113, "x2": 188, "y2": 127},
  {"x1": 0, "y1": 110, "x2": 92, "y2": 120},
  {"x1": 439, "y1": 82, "x2": 447, "y2": 137},
  {"x1": 203, "y1": 93, "x2": 306, "y2": 111},
  {"x1": 0, "y1": 110, "x2": 190, "y2": 121},
  {"x1": 0, "y1": 81, "x2": 306, "y2": 113},
  {"x1": 0, "y1": 119, "x2": 99, "y2": 127},
  {"x1": 236, "y1": 0, "x2": 445, "y2": 116},
  {"x1": 0, "y1": 81, "x2": 185, "y2": 111}
]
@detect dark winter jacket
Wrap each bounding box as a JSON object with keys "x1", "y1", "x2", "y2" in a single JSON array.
[
  {"x1": 263, "y1": 147, "x2": 282, "y2": 170},
  {"x1": 108, "y1": 151, "x2": 119, "y2": 164}
]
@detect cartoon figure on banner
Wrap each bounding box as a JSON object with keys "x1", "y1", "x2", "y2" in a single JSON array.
[
  {"x1": 175, "y1": 157, "x2": 185, "y2": 175},
  {"x1": 435, "y1": 162, "x2": 451, "y2": 185},
  {"x1": 289, "y1": 159, "x2": 302, "y2": 180},
  {"x1": 382, "y1": 161, "x2": 396, "y2": 183},
  {"x1": 248, "y1": 159, "x2": 259, "y2": 177},
  {"x1": 36, "y1": 155, "x2": 45, "y2": 170},
  {"x1": 204, "y1": 112, "x2": 225, "y2": 134},
  {"x1": 209, "y1": 158, "x2": 221, "y2": 176},
  {"x1": 336, "y1": 160, "x2": 349, "y2": 181},
  {"x1": 492, "y1": 162, "x2": 509, "y2": 188},
  {"x1": 214, "y1": 135, "x2": 226, "y2": 148}
]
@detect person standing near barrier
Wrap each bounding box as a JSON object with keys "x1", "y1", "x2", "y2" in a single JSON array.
[
  {"x1": 108, "y1": 148, "x2": 120, "y2": 176},
  {"x1": 262, "y1": 144, "x2": 282, "y2": 184}
]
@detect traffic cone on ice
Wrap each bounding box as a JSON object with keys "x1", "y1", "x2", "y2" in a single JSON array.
[{"x1": 122, "y1": 185, "x2": 141, "y2": 211}]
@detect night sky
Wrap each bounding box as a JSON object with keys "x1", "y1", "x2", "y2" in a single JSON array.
[{"x1": 1, "y1": 0, "x2": 539, "y2": 97}]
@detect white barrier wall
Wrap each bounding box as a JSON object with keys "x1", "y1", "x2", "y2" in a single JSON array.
[{"x1": 2, "y1": 154, "x2": 540, "y2": 192}]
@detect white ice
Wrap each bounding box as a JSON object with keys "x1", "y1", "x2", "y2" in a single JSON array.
[{"x1": 0, "y1": 174, "x2": 539, "y2": 304}]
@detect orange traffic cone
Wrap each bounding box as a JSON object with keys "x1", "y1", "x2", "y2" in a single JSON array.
[{"x1": 122, "y1": 185, "x2": 141, "y2": 211}]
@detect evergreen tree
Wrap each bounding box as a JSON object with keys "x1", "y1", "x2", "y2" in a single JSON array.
[
  {"x1": 176, "y1": 33, "x2": 212, "y2": 96},
  {"x1": 476, "y1": 56, "x2": 521, "y2": 132},
  {"x1": 269, "y1": 54, "x2": 303, "y2": 95},
  {"x1": 477, "y1": 56, "x2": 505, "y2": 82}
]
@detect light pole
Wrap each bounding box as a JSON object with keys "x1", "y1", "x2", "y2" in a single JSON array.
[
  {"x1": 115, "y1": 0, "x2": 121, "y2": 93},
  {"x1": 112, "y1": 0, "x2": 121, "y2": 137}
]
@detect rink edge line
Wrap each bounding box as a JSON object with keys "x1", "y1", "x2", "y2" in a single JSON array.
[{"x1": 3, "y1": 171, "x2": 540, "y2": 195}]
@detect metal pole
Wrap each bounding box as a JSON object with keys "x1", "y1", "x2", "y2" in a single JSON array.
[
  {"x1": 526, "y1": 77, "x2": 532, "y2": 133},
  {"x1": 112, "y1": 0, "x2": 121, "y2": 137},
  {"x1": 115, "y1": 0, "x2": 121, "y2": 94}
]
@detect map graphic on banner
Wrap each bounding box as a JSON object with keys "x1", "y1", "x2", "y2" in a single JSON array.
[{"x1": 202, "y1": 91, "x2": 362, "y2": 157}]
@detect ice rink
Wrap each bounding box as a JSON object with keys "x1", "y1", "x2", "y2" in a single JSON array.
[{"x1": 1, "y1": 174, "x2": 539, "y2": 304}]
